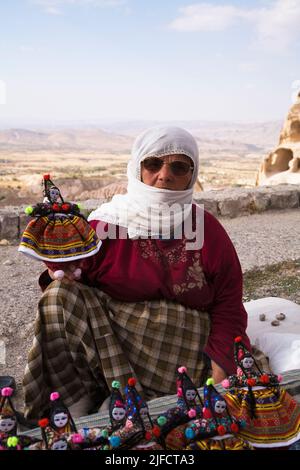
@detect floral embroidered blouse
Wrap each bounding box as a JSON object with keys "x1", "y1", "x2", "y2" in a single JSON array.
[{"x1": 42, "y1": 206, "x2": 251, "y2": 375}]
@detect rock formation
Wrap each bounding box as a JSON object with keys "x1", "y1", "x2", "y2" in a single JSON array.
[{"x1": 256, "y1": 93, "x2": 300, "y2": 186}]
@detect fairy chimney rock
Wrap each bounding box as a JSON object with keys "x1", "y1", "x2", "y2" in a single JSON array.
[{"x1": 257, "y1": 92, "x2": 300, "y2": 186}]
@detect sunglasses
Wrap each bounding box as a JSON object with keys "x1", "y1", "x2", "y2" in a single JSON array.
[{"x1": 142, "y1": 157, "x2": 194, "y2": 176}]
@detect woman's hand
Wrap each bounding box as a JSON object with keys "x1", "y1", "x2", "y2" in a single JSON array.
[
  {"x1": 48, "y1": 263, "x2": 82, "y2": 282},
  {"x1": 211, "y1": 360, "x2": 227, "y2": 384}
]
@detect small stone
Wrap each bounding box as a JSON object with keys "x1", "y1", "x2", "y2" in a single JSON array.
[
  {"x1": 276, "y1": 313, "x2": 286, "y2": 321},
  {"x1": 259, "y1": 313, "x2": 266, "y2": 321},
  {"x1": 271, "y1": 320, "x2": 280, "y2": 326},
  {"x1": 0, "y1": 239, "x2": 10, "y2": 246},
  {"x1": 3, "y1": 259, "x2": 14, "y2": 266}
]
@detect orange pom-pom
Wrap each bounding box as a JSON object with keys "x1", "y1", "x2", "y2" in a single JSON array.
[
  {"x1": 152, "y1": 426, "x2": 161, "y2": 438},
  {"x1": 230, "y1": 422, "x2": 239, "y2": 433},
  {"x1": 145, "y1": 431, "x2": 152, "y2": 441},
  {"x1": 247, "y1": 378, "x2": 256, "y2": 387},
  {"x1": 43, "y1": 174, "x2": 50, "y2": 181},
  {"x1": 128, "y1": 377, "x2": 136, "y2": 387},
  {"x1": 38, "y1": 418, "x2": 49, "y2": 428},
  {"x1": 52, "y1": 203, "x2": 60, "y2": 212},
  {"x1": 234, "y1": 336, "x2": 242, "y2": 343},
  {"x1": 217, "y1": 425, "x2": 226, "y2": 436},
  {"x1": 260, "y1": 374, "x2": 270, "y2": 384}
]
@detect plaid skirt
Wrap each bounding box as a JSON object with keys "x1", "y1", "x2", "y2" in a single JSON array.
[{"x1": 23, "y1": 280, "x2": 211, "y2": 419}]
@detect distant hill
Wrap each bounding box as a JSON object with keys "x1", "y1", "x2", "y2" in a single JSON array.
[
  {"x1": 0, "y1": 120, "x2": 282, "y2": 154},
  {"x1": 0, "y1": 128, "x2": 133, "y2": 152}
]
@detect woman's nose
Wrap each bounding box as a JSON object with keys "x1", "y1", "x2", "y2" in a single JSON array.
[{"x1": 157, "y1": 162, "x2": 173, "y2": 179}]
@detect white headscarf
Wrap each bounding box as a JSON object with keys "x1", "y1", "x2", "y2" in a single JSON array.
[{"x1": 88, "y1": 126, "x2": 199, "y2": 238}]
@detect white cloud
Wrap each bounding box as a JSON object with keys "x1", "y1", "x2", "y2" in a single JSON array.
[
  {"x1": 31, "y1": 0, "x2": 127, "y2": 15},
  {"x1": 44, "y1": 6, "x2": 63, "y2": 15},
  {"x1": 169, "y1": 3, "x2": 240, "y2": 32},
  {"x1": 169, "y1": 0, "x2": 300, "y2": 51},
  {"x1": 254, "y1": 0, "x2": 300, "y2": 52}
]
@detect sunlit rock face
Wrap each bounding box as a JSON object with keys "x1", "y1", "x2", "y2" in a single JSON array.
[{"x1": 257, "y1": 94, "x2": 300, "y2": 186}]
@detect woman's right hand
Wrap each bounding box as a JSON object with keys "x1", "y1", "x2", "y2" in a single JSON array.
[{"x1": 48, "y1": 263, "x2": 82, "y2": 282}]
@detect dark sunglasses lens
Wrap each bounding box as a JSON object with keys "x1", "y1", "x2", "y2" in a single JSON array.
[
  {"x1": 143, "y1": 158, "x2": 193, "y2": 176},
  {"x1": 143, "y1": 158, "x2": 163, "y2": 172},
  {"x1": 170, "y1": 161, "x2": 192, "y2": 176}
]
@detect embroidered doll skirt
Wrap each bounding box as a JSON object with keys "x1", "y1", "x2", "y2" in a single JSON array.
[{"x1": 225, "y1": 387, "x2": 300, "y2": 448}]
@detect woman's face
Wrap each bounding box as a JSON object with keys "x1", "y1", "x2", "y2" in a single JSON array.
[{"x1": 141, "y1": 154, "x2": 193, "y2": 191}]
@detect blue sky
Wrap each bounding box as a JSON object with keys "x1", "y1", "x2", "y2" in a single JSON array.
[{"x1": 0, "y1": 0, "x2": 299, "y2": 124}]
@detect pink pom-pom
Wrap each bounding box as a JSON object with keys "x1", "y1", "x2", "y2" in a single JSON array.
[
  {"x1": 177, "y1": 387, "x2": 183, "y2": 397},
  {"x1": 53, "y1": 270, "x2": 65, "y2": 280},
  {"x1": 115, "y1": 400, "x2": 124, "y2": 408},
  {"x1": 178, "y1": 366, "x2": 187, "y2": 374},
  {"x1": 277, "y1": 374, "x2": 283, "y2": 383},
  {"x1": 1, "y1": 387, "x2": 13, "y2": 397},
  {"x1": 221, "y1": 379, "x2": 230, "y2": 389},
  {"x1": 188, "y1": 408, "x2": 196, "y2": 418},
  {"x1": 73, "y1": 268, "x2": 82, "y2": 279},
  {"x1": 50, "y1": 392, "x2": 60, "y2": 401},
  {"x1": 71, "y1": 433, "x2": 83, "y2": 444}
]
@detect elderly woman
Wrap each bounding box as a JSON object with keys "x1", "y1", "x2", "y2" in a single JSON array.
[{"x1": 23, "y1": 126, "x2": 264, "y2": 419}]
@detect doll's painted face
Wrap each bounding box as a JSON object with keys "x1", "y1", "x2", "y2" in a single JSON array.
[
  {"x1": 242, "y1": 356, "x2": 254, "y2": 369},
  {"x1": 51, "y1": 438, "x2": 68, "y2": 450},
  {"x1": 0, "y1": 415, "x2": 16, "y2": 433},
  {"x1": 53, "y1": 411, "x2": 69, "y2": 429},
  {"x1": 214, "y1": 400, "x2": 226, "y2": 415},
  {"x1": 185, "y1": 389, "x2": 196, "y2": 401},
  {"x1": 49, "y1": 187, "x2": 60, "y2": 202},
  {"x1": 139, "y1": 406, "x2": 148, "y2": 420},
  {"x1": 112, "y1": 406, "x2": 126, "y2": 421}
]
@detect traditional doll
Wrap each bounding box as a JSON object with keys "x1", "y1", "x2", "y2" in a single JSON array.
[
  {"x1": 222, "y1": 336, "x2": 300, "y2": 449},
  {"x1": 109, "y1": 380, "x2": 127, "y2": 431},
  {"x1": 106, "y1": 377, "x2": 164, "y2": 450},
  {"x1": 0, "y1": 387, "x2": 40, "y2": 451},
  {"x1": 154, "y1": 366, "x2": 204, "y2": 450},
  {"x1": 0, "y1": 388, "x2": 17, "y2": 439},
  {"x1": 185, "y1": 378, "x2": 253, "y2": 450},
  {"x1": 35, "y1": 392, "x2": 78, "y2": 450},
  {"x1": 18, "y1": 174, "x2": 101, "y2": 280}
]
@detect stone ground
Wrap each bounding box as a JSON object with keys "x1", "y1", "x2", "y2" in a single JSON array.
[{"x1": 0, "y1": 208, "x2": 299, "y2": 411}]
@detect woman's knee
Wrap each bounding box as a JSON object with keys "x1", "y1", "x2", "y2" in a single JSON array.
[{"x1": 39, "y1": 279, "x2": 83, "y2": 312}]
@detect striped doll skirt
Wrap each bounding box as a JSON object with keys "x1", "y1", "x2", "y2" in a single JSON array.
[{"x1": 225, "y1": 387, "x2": 300, "y2": 448}]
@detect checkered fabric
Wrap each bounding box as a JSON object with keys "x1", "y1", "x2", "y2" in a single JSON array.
[{"x1": 23, "y1": 279, "x2": 211, "y2": 419}]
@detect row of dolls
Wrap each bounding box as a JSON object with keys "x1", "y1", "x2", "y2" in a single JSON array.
[{"x1": 1, "y1": 336, "x2": 300, "y2": 451}]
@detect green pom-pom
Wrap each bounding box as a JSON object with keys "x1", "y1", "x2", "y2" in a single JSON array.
[
  {"x1": 157, "y1": 416, "x2": 167, "y2": 426},
  {"x1": 77, "y1": 203, "x2": 84, "y2": 210},
  {"x1": 101, "y1": 429, "x2": 109, "y2": 438},
  {"x1": 7, "y1": 436, "x2": 18, "y2": 447},
  {"x1": 25, "y1": 206, "x2": 34, "y2": 216},
  {"x1": 112, "y1": 380, "x2": 120, "y2": 389},
  {"x1": 206, "y1": 378, "x2": 214, "y2": 386}
]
